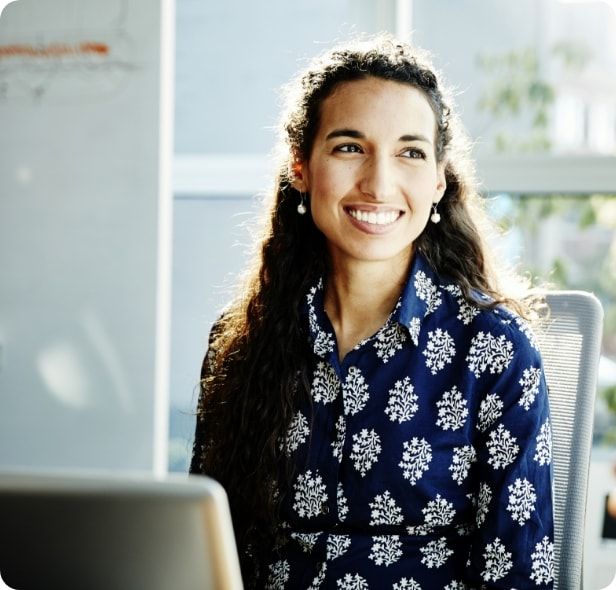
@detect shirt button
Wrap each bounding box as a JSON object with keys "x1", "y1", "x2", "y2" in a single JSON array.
[{"x1": 321, "y1": 504, "x2": 329, "y2": 515}]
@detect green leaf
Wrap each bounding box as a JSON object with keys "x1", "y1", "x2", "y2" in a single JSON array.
[{"x1": 579, "y1": 203, "x2": 597, "y2": 228}]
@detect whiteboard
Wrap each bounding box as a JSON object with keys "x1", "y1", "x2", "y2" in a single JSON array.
[{"x1": 0, "y1": 0, "x2": 173, "y2": 472}]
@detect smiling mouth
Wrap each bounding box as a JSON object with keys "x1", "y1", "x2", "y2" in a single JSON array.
[{"x1": 346, "y1": 207, "x2": 403, "y2": 226}]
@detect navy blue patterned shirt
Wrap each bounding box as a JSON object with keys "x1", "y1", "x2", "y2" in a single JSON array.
[{"x1": 263, "y1": 251, "x2": 554, "y2": 590}]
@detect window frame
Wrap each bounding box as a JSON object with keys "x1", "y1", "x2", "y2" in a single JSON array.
[{"x1": 173, "y1": 153, "x2": 616, "y2": 198}]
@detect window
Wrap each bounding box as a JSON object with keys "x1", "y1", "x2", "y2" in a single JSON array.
[{"x1": 488, "y1": 192, "x2": 616, "y2": 447}]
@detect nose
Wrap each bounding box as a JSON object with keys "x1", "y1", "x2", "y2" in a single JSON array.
[{"x1": 358, "y1": 154, "x2": 394, "y2": 201}]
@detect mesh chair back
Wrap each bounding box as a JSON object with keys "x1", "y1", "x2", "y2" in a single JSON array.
[{"x1": 536, "y1": 291, "x2": 603, "y2": 590}]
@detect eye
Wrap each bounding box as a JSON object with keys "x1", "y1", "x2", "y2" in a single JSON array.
[
  {"x1": 335, "y1": 143, "x2": 363, "y2": 154},
  {"x1": 400, "y1": 147, "x2": 427, "y2": 159}
]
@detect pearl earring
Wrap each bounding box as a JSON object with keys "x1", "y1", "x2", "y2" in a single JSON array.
[
  {"x1": 297, "y1": 193, "x2": 307, "y2": 215},
  {"x1": 430, "y1": 203, "x2": 441, "y2": 224}
]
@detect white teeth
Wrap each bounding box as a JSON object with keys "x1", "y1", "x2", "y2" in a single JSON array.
[{"x1": 348, "y1": 208, "x2": 399, "y2": 226}]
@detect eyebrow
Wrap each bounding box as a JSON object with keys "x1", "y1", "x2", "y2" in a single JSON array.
[{"x1": 325, "y1": 128, "x2": 433, "y2": 144}]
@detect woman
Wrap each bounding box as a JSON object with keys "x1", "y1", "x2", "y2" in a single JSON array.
[{"x1": 191, "y1": 35, "x2": 554, "y2": 589}]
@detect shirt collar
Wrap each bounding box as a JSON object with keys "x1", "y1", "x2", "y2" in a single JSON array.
[
  {"x1": 304, "y1": 277, "x2": 337, "y2": 359},
  {"x1": 396, "y1": 250, "x2": 443, "y2": 330},
  {"x1": 302, "y1": 250, "x2": 444, "y2": 355}
]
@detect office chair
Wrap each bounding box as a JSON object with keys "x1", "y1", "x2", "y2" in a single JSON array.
[{"x1": 536, "y1": 291, "x2": 604, "y2": 590}]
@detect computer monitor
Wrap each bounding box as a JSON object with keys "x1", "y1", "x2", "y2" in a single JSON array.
[{"x1": 0, "y1": 471, "x2": 243, "y2": 590}]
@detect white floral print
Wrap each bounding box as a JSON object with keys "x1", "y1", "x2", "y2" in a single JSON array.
[
  {"x1": 458, "y1": 299, "x2": 480, "y2": 325},
  {"x1": 515, "y1": 315, "x2": 540, "y2": 351},
  {"x1": 477, "y1": 393, "x2": 504, "y2": 432},
  {"x1": 327, "y1": 535, "x2": 352, "y2": 560},
  {"x1": 530, "y1": 536, "x2": 555, "y2": 585},
  {"x1": 369, "y1": 535, "x2": 403, "y2": 566},
  {"x1": 487, "y1": 424, "x2": 519, "y2": 470},
  {"x1": 408, "y1": 316, "x2": 421, "y2": 346},
  {"x1": 423, "y1": 329, "x2": 456, "y2": 375},
  {"x1": 399, "y1": 437, "x2": 432, "y2": 485},
  {"x1": 374, "y1": 322, "x2": 407, "y2": 363},
  {"x1": 456, "y1": 522, "x2": 475, "y2": 536},
  {"x1": 393, "y1": 578, "x2": 422, "y2": 590},
  {"x1": 265, "y1": 559, "x2": 290, "y2": 589},
  {"x1": 534, "y1": 418, "x2": 552, "y2": 466},
  {"x1": 414, "y1": 270, "x2": 443, "y2": 315},
  {"x1": 350, "y1": 428, "x2": 382, "y2": 477},
  {"x1": 290, "y1": 531, "x2": 320, "y2": 553},
  {"x1": 481, "y1": 537, "x2": 513, "y2": 582},
  {"x1": 422, "y1": 494, "x2": 456, "y2": 528},
  {"x1": 405, "y1": 523, "x2": 433, "y2": 537},
  {"x1": 443, "y1": 284, "x2": 462, "y2": 297},
  {"x1": 449, "y1": 445, "x2": 477, "y2": 485},
  {"x1": 280, "y1": 410, "x2": 310, "y2": 455},
  {"x1": 475, "y1": 482, "x2": 492, "y2": 527},
  {"x1": 519, "y1": 366, "x2": 542, "y2": 410},
  {"x1": 307, "y1": 282, "x2": 335, "y2": 356},
  {"x1": 444, "y1": 283, "x2": 479, "y2": 325},
  {"x1": 314, "y1": 327, "x2": 335, "y2": 355},
  {"x1": 293, "y1": 470, "x2": 328, "y2": 519},
  {"x1": 331, "y1": 415, "x2": 346, "y2": 462},
  {"x1": 336, "y1": 573, "x2": 369, "y2": 590},
  {"x1": 466, "y1": 331, "x2": 514, "y2": 378},
  {"x1": 343, "y1": 366, "x2": 370, "y2": 416},
  {"x1": 385, "y1": 376, "x2": 419, "y2": 423},
  {"x1": 369, "y1": 490, "x2": 404, "y2": 526},
  {"x1": 507, "y1": 478, "x2": 537, "y2": 526},
  {"x1": 420, "y1": 537, "x2": 453, "y2": 568},
  {"x1": 312, "y1": 361, "x2": 339, "y2": 404},
  {"x1": 337, "y1": 482, "x2": 349, "y2": 522},
  {"x1": 307, "y1": 562, "x2": 327, "y2": 590},
  {"x1": 436, "y1": 386, "x2": 469, "y2": 431}
]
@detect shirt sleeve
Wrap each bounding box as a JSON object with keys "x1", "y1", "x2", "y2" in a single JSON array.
[{"x1": 466, "y1": 325, "x2": 555, "y2": 589}]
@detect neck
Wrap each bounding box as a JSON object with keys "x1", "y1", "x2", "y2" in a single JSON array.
[{"x1": 324, "y1": 251, "x2": 413, "y2": 360}]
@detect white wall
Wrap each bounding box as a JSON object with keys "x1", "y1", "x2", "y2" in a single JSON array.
[{"x1": 0, "y1": 0, "x2": 173, "y2": 472}]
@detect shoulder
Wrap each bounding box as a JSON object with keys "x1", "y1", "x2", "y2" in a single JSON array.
[
  {"x1": 407, "y1": 253, "x2": 542, "y2": 371},
  {"x1": 435, "y1": 269, "x2": 538, "y2": 347},
  {"x1": 471, "y1": 300, "x2": 540, "y2": 357},
  {"x1": 430, "y1": 275, "x2": 543, "y2": 376}
]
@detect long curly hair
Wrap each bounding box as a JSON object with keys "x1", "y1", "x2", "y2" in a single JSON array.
[{"x1": 190, "y1": 34, "x2": 531, "y2": 582}]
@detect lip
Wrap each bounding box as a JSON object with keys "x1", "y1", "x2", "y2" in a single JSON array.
[{"x1": 343, "y1": 206, "x2": 404, "y2": 235}]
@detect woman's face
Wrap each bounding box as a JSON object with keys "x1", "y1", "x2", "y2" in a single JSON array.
[{"x1": 295, "y1": 76, "x2": 446, "y2": 272}]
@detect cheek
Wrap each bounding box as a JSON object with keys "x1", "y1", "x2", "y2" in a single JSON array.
[
  {"x1": 408, "y1": 172, "x2": 442, "y2": 202},
  {"x1": 308, "y1": 158, "x2": 350, "y2": 196}
]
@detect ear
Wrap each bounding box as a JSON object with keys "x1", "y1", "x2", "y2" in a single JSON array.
[
  {"x1": 434, "y1": 163, "x2": 447, "y2": 204},
  {"x1": 289, "y1": 156, "x2": 310, "y2": 192}
]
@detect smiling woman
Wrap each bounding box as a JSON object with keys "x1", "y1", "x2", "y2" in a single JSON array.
[{"x1": 191, "y1": 35, "x2": 555, "y2": 589}]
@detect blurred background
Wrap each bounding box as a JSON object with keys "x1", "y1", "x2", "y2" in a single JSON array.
[{"x1": 1, "y1": 0, "x2": 616, "y2": 586}]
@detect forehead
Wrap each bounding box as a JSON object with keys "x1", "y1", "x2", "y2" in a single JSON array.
[{"x1": 316, "y1": 77, "x2": 437, "y2": 139}]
